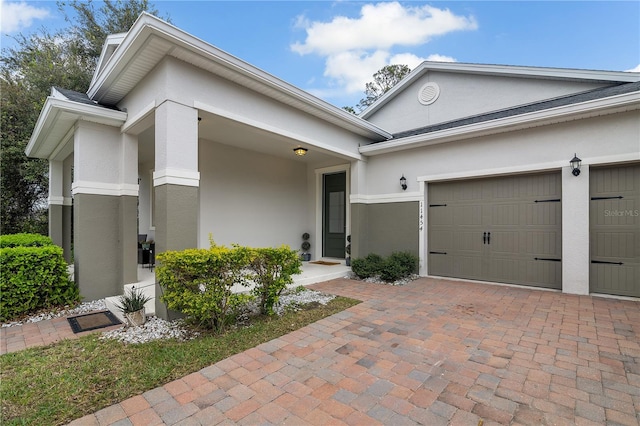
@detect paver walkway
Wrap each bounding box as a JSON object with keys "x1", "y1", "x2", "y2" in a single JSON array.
[
  {"x1": 0, "y1": 311, "x2": 121, "y2": 354},
  {"x1": 7, "y1": 277, "x2": 640, "y2": 425}
]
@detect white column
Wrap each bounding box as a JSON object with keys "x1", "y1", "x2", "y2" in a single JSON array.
[
  {"x1": 48, "y1": 160, "x2": 64, "y2": 206},
  {"x1": 562, "y1": 164, "x2": 590, "y2": 295},
  {"x1": 154, "y1": 100, "x2": 200, "y2": 187}
]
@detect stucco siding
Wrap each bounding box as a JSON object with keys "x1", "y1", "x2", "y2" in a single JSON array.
[
  {"x1": 121, "y1": 58, "x2": 371, "y2": 155},
  {"x1": 199, "y1": 140, "x2": 309, "y2": 250},
  {"x1": 363, "y1": 110, "x2": 640, "y2": 197},
  {"x1": 74, "y1": 194, "x2": 137, "y2": 301},
  {"x1": 351, "y1": 202, "x2": 419, "y2": 258},
  {"x1": 367, "y1": 71, "x2": 609, "y2": 134}
]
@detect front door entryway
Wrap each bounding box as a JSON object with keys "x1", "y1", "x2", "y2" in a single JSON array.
[{"x1": 323, "y1": 172, "x2": 346, "y2": 258}]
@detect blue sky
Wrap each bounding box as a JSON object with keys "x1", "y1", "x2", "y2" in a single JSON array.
[{"x1": 2, "y1": 1, "x2": 639, "y2": 108}]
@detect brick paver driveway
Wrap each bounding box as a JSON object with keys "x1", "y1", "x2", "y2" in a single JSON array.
[{"x1": 74, "y1": 278, "x2": 640, "y2": 425}]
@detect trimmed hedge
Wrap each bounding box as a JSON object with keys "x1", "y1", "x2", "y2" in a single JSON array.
[
  {"x1": 157, "y1": 245, "x2": 252, "y2": 332},
  {"x1": 351, "y1": 251, "x2": 418, "y2": 282},
  {"x1": 157, "y1": 242, "x2": 302, "y2": 332},
  {"x1": 0, "y1": 233, "x2": 53, "y2": 248},
  {"x1": 249, "y1": 246, "x2": 302, "y2": 315},
  {"x1": 0, "y1": 244, "x2": 79, "y2": 322}
]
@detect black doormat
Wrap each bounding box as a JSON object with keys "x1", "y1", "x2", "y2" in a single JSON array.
[{"x1": 67, "y1": 310, "x2": 121, "y2": 334}]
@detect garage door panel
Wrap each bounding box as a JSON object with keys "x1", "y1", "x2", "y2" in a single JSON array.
[
  {"x1": 454, "y1": 230, "x2": 484, "y2": 253},
  {"x1": 590, "y1": 264, "x2": 639, "y2": 297},
  {"x1": 591, "y1": 232, "x2": 637, "y2": 259},
  {"x1": 428, "y1": 253, "x2": 452, "y2": 277},
  {"x1": 453, "y1": 205, "x2": 483, "y2": 226},
  {"x1": 523, "y1": 231, "x2": 562, "y2": 256},
  {"x1": 494, "y1": 204, "x2": 520, "y2": 225},
  {"x1": 590, "y1": 164, "x2": 640, "y2": 297},
  {"x1": 454, "y1": 255, "x2": 484, "y2": 280},
  {"x1": 526, "y1": 203, "x2": 562, "y2": 226}
]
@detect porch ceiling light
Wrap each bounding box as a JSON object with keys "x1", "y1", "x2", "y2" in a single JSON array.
[
  {"x1": 400, "y1": 175, "x2": 407, "y2": 190},
  {"x1": 293, "y1": 147, "x2": 308, "y2": 156},
  {"x1": 570, "y1": 153, "x2": 581, "y2": 176}
]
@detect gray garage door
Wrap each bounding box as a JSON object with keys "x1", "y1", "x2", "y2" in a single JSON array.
[
  {"x1": 590, "y1": 164, "x2": 640, "y2": 297},
  {"x1": 428, "y1": 172, "x2": 562, "y2": 289}
]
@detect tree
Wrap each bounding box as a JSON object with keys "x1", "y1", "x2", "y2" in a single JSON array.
[
  {"x1": 58, "y1": 0, "x2": 169, "y2": 62},
  {"x1": 356, "y1": 64, "x2": 411, "y2": 112},
  {"x1": 1, "y1": 1, "x2": 166, "y2": 235}
]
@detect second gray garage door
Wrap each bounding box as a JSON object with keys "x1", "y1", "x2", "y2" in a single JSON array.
[
  {"x1": 590, "y1": 164, "x2": 640, "y2": 297},
  {"x1": 428, "y1": 172, "x2": 562, "y2": 289}
]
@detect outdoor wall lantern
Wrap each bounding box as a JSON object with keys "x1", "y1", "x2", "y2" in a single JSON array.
[
  {"x1": 293, "y1": 147, "x2": 308, "y2": 156},
  {"x1": 400, "y1": 175, "x2": 407, "y2": 190},
  {"x1": 570, "y1": 153, "x2": 582, "y2": 176}
]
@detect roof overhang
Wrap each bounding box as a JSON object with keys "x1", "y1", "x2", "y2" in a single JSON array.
[
  {"x1": 26, "y1": 97, "x2": 127, "y2": 160},
  {"x1": 88, "y1": 13, "x2": 391, "y2": 141},
  {"x1": 360, "y1": 90, "x2": 640, "y2": 156},
  {"x1": 361, "y1": 61, "x2": 640, "y2": 119}
]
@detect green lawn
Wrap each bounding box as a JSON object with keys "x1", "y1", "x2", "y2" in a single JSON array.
[{"x1": 0, "y1": 296, "x2": 360, "y2": 426}]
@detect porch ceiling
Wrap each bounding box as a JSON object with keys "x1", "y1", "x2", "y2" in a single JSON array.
[{"x1": 137, "y1": 111, "x2": 349, "y2": 166}]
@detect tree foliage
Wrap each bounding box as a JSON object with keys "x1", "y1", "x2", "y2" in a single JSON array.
[
  {"x1": 0, "y1": 1, "x2": 165, "y2": 235},
  {"x1": 355, "y1": 64, "x2": 411, "y2": 112}
]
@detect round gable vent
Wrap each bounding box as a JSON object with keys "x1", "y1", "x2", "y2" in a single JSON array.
[{"x1": 418, "y1": 82, "x2": 440, "y2": 105}]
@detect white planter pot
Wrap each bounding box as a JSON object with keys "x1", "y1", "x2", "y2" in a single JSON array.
[{"x1": 124, "y1": 308, "x2": 146, "y2": 327}]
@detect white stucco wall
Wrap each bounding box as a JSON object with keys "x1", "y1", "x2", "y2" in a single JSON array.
[
  {"x1": 198, "y1": 139, "x2": 309, "y2": 250},
  {"x1": 73, "y1": 121, "x2": 123, "y2": 186},
  {"x1": 120, "y1": 58, "x2": 371, "y2": 156},
  {"x1": 367, "y1": 71, "x2": 608, "y2": 134},
  {"x1": 363, "y1": 110, "x2": 640, "y2": 197}
]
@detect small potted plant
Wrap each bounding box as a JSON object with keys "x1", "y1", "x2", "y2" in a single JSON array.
[
  {"x1": 115, "y1": 287, "x2": 152, "y2": 327},
  {"x1": 301, "y1": 232, "x2": 311, "y2": 261},
  {"x1": 345, "y1": 235, "x2": 351, "y2": 266}
]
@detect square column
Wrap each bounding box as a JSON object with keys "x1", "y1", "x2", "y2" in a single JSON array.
[
  {"x1": 153, "y1": 100, "x2": 200, "y2": 319},
  {"x1": 562, "y1": 164, "x2": 590, "y2": 295},
  {"x1": 48, "y1": 160, "x2": 65, "y2": 248},
  {"x1": 48, "y1": 159, "x2": 73, "y2": 263},
  {"x1": 72, "y1": 121, "x2": 138, "y2": 301}
]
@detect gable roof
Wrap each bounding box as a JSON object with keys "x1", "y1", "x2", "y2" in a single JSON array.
[
  {"x1": 360, "y1": 61, "x2": 640, "y2": 120},
  {"x1": 89, "y1": 13, "x2": 390, "y2": 141},
  {"x1": 393, "y1": 81, "x2": 640, "y2": 139},
  {"x1": 360, "y1": 80, "x2": 640, "y2": 155}
]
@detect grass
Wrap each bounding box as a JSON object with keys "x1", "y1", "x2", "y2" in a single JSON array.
[{"x1": 0, "y1": 296, "x2": 360, "y2": 426}]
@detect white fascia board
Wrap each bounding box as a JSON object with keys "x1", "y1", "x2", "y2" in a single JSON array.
[
  {"x1": 90, "y1": 33, "x2": 127, "y2": 88},
  {"x1": 72, "y1": 181, "x2": 138, "y2": 197},
  {"x1": 351, "y1": 192, "x2": 422, "y2": 204},
  {"x1": 361, "y1": 62, "x2": 640, "y2": 119},
  {"x1": 360, "y1": 91, "x2": 640, "y2": 156},
  {"x1": 88, "y1": 13, "x2": 391, "y2": 140},
  {"x1": 26, "y1": 97, "x2": 127, "y2": 159}
]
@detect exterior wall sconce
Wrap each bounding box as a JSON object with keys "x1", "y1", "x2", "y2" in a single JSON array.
[
  {"x1": 293, "y1": 147, "x2": 308, "y2": 156},
  {"x1": 400, "y1": 175, "x2": 407, "y2": 190},
  {"x1": 570, "y1": 153, "x2": 581, "y2": 176}
]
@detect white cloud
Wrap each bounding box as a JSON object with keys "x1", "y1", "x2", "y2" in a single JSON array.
[
  {"x1": 291, "y1": 2, "x2": 476, "y2": 99},
  {"x1": 625, "y1": 64, "x2": 640, "y2": 73},
  {"x1": 292, "y1": 2, "x2": 477, "y2": 56},
  {"x1": 0, "y1": 0, "x2": 50, "y2": 34}
]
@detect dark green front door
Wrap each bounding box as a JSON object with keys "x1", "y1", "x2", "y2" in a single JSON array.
[{"x1": 323, "y1": 172, "x2": 346, "y2": 258}]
